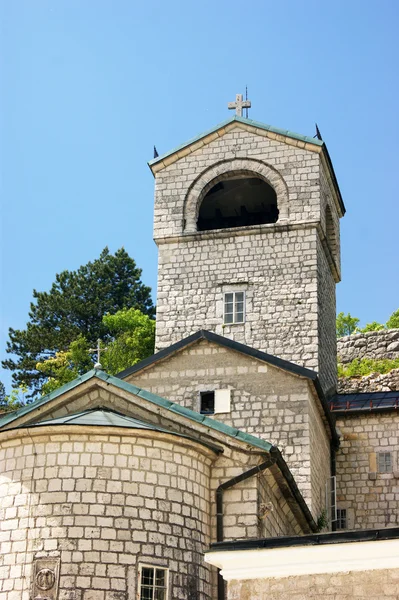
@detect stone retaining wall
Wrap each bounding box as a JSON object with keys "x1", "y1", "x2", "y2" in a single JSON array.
[{"x1": 337, "y1": 329, "x2": 399, "y2": 364}]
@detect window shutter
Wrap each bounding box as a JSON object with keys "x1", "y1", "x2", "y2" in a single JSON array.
[{"x1": 214, "y1": 389, "x2": 231, "y2": 414}]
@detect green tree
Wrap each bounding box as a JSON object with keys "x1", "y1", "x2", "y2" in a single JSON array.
[
  {"x1": 102, "y1": 308, "x2": 156, "y2": 374},
  {"x1": 36, "y1": 336, "x2": 94, "y2": 396},
  {"x1": 35, "y1": 309, "x2": 155, "y2": 394},
  {"x1": 0, "y1": 385, "x2": 28, "y2": 412},
  {"x1": 386, "y1": 309, "x2": 399, "y2": 329},
  {"x1": 336, "y1": 312, "x2": 360, "y2": 338},
  {"x1": 3, "y1": 248, "x2": 154, "y2": 396}
]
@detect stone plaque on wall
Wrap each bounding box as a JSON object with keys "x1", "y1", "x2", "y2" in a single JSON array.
[{"x1": 31, "y1": 558, "x2": 60, "y2": 600}]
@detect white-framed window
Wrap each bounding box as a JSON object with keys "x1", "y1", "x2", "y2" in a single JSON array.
[
  {"x1": 336, "y1": 508, "x2": 347, "y2": 530},
  {"x1": 224, "y1": 291, "x2": 245, "y2": 324},
  {"x1": 377, "y1": 452, "x2": 392, "y2": 474},
  {"x1": 137, "y1": 564, "x2": 169, "y2": 600}
]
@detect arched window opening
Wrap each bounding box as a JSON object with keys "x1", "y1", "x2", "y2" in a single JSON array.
[
  {"x1": 197, "y1": 174, "x2": 278, "y2": 231},
  {"x1": 325, "y1": 205, "x2": 337, "y2": 260}
]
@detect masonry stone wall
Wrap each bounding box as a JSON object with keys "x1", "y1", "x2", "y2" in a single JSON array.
[
  {"x1": 152, "y1": 124, "x2": 341, "y2": 395},
  {"x1": 338, "y1": 369, "x2": 399, "y2": 394},
  {"x1": 337, "y1": 329, "x2": 399, "y2": 364},
  {"x1": 0, "y1": 428, "x2": 214, "y2": 600},
  {"x1": 126, "y1": 339, "x2": 332, "y2": 518},
  {"x1": 335, "y1": 412, "x2": 399, "y2": 530},
  {"x1": 226, "y1": 569, "x2": 399, "y2": 599},
  {"x1": 317, "y1": 235, "x2": 338, "y2": 395}
]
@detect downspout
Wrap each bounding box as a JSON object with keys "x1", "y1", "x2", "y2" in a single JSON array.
[{"x1": 215, "y1": 456, "x2": 276, "y2": 600}]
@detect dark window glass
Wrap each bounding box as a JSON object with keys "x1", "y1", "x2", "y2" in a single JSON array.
[{"x1": 200, "y1": 392, "x2": 215, "y2": 415}]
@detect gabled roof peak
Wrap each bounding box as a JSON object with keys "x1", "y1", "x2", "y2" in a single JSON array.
[{"x1": 149, "y1": 115, "x2": 323, "y2": 169}]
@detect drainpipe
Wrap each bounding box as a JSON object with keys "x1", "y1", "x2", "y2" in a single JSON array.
[{"x1": 215, "y1": 456, "x2": 276, "y2": 600}]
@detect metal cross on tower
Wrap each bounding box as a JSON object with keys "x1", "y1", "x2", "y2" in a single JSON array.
[
  {"x1": 89, "y1": 338, "x2": 108, "y2": 370},
  {"x1": 228, "y1": 93, "x2": 251, "y2": 117}
]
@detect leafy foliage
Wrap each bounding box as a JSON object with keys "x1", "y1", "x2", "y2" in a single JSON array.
[
  {"x1": 36, "y1": 336, "x2": 93, "y2": 396},
  {"x1": 359, "y1": 321, "x2": 385, "y2": 333},
  {"x1": 336, "y1": 308, "x2": 399, "y2": 337},
  {"x1": 336, "y1": 312, "x2": 359, "y2": 337},
  {"x1": 0, "y1": 386, "x2": 29, "y2": 412},
  {"x1": 35, "y1": 309, "x2": 155, "y2": 394},
  {"x1": 338, "y1": 357, "x2": 399, "y2": 378},
  {"x1": 386, "y1": 309, "x2": 399, "y2": 329},
  {"x1": 2, "y1": 248, "x2": 154, "y2": 396},
  {"x1": 102, "y1": 309, "x2": 155, "y2": 375}
]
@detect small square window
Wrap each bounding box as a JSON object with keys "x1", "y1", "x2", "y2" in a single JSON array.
[
  {"x1": 336, "y1": 508, "x2": 347, "y2": 530},
  {"x1": 224, "y1": 291, "x2": 245, "y2": 324},
  {"x1": 138, "y1": 564, "x2": 168, "y2": 600},
  {"x1": 377, "y1": 452, "x2": 392, "y2": 473},
  {"x1": 200, "y1": 392, "x2": 215, "y2": 415}
]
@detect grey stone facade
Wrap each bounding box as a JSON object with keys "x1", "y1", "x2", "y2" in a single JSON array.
[
  {"x1": 126, "y1": 338, "x2": 331, "y2": 519},
  {"x1": 0, "y1": 379, "x2": 311, "y2": 600},
  {"x1": 335, "y1": 412, "x2": 399, "y2": 530},
  {"x1": 337, "y1": 329, "x2": 399, "y2": 364},
  {"x1": 151, "y1": 121, "x2": 343, "y2": 395}
]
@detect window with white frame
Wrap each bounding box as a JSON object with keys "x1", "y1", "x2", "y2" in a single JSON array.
[
  {"x1": 377, "y1": 452, "x2": 392, "y2": 474},
  {"x1": 224, "y1": 291, "x2": 245, "y2": 324},
  {"x1": 336, "y1": 508, "x2": 347, "y2": 530},
  {"x1": 138, "y1": 564, "x2": 168, "y2": 600}
]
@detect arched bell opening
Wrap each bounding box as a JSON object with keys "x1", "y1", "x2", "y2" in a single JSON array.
[{"x1": 197, "y1": 173, "x2": 278, "y2": 232}]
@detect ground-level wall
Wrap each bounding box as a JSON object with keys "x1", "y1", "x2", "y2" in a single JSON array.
[
  {"x1": 226, "y1": 569, "x2": 399, "y2": 599},
  {"x1": 0, "y1": 427, "x2": 214, "y2": 600}
]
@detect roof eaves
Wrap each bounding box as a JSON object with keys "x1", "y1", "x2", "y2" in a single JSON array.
[
  {"x1": 118, "y1": 329, "x2": 318, "y2": 382},
  {"x1": 148, "y1": 116, "x2": 324, "y2": 171}
]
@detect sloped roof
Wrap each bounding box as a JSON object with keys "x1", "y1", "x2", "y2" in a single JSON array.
[
  {"x1": 118, "y1": 329, "x2": 318, "y2": 380},
  {"x1": 10, "y1": 407, "x2": 222, "y2": 453},
  {"x1": 0, "y1": 369, "x2": 273, "y2": 454},
  {"x1": 330, "y1": 391, "x2": 399, "y2": 413},
  {"x1": 148, "y1": 115, "x2": 323, "y2": 168}
]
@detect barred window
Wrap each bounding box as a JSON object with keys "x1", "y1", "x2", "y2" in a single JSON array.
[
  {"x1": 336, "y1": 508, "x2": 347, "y2": 530},
  {"x1": 377, "y1": 452, "x2": 392, "y2": 474},
  {"x1": 138, "y1": 564, "x2": 168, "y2": 600},
  {"x1": 224, "y1": 291, "x2": 245, "y2": 324}
]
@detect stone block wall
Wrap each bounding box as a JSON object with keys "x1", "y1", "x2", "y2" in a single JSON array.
[
  {"x1": 335, "y1": 412, "x2": 399, "y2": 529},
  {"x1": 337, "y1": 329, "x2": 399, "y2": 364},
  {"x1": 0, "y1": 429, "x2": 214, "y2": 600},
  {"x1": 152, "y1": 125, "x2": 341, "y2": 395},
  {"x1": 226, "y1": 569, "x2": 399, "y2": 599},
  {"x1": 126, "y1": 339, "x2": 332, "y2": 518}
]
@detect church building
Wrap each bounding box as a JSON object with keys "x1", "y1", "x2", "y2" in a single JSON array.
[{"x1": 1, "y1": 95, "x2": 399, "y2": 600}]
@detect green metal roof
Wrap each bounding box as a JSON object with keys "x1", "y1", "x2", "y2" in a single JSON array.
[
  {"x1": 148, "y1": 115, "x2": 323, "y2": 168},
  {"x1": 0, "y1": 369, "x2": 273, "y2": 454},
  {"x1": 21, "y1": 407, "x2": 170, "y2": 430},
  {"x1": 11, "y1": 407, "x2": 222, "y2": 453}
]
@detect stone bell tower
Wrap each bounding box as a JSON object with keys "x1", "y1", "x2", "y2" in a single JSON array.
[{"x1": 149, "y1": 96, "x2": 345, "y2": 395}]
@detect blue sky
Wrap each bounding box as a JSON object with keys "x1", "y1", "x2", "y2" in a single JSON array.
[{"x1": 1, "y1": 0, "x2": 398, "y2": 393}]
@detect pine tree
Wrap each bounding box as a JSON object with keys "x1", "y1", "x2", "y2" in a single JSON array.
[{"x1": 2, "y1": 248, "x2": 154, "y2": 395}]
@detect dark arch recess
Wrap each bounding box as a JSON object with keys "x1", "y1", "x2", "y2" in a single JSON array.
[{"x1": 197, "y1": 173, "x2": 278, "y2": 231}]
